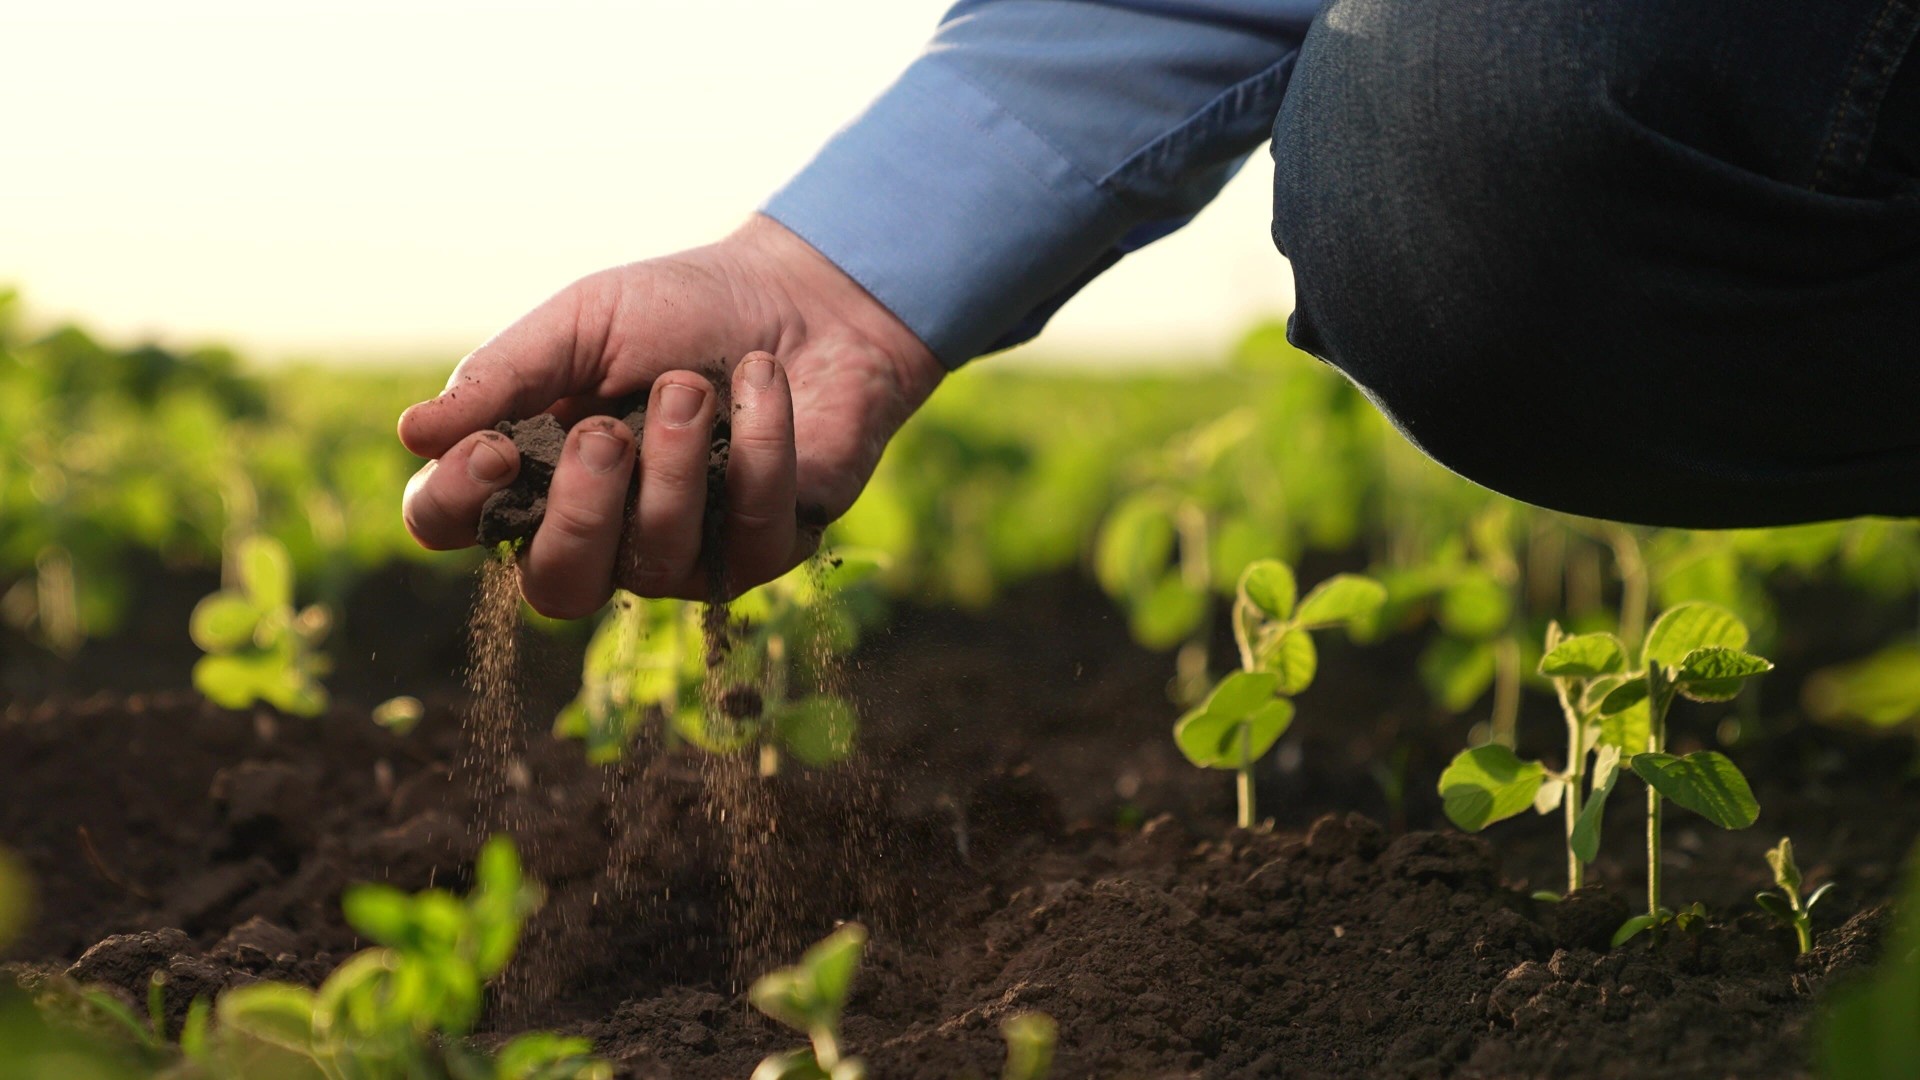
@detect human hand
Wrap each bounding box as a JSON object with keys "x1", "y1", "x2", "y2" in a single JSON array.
[{"x1": 397, "y1": 214, "x2": 944, "y2": 617}]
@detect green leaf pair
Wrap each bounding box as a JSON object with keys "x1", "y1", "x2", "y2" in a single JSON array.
[{"x1": 189, "y1": 535, "x2": 331, "y2": 717}]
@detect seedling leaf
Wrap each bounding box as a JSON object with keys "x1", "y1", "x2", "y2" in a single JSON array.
[
  {"x1": 1130, "y1": 576, "x2": 1207, "y2": 650},
  {"x1": 1438, "y1": 745, "x2": 1547, "y2": 832},
  {"x1": 1755, "y1": 892, "x2": 1793, "y2": 922},
  {"x1": 1630, "y1": 751, "x2": 1760, "y2": 829},
  {"x1": 1533, "y1": 775, "x2": 1567, "y2": 815},
  {"x1": 189, "y1": 593, "x2": 259, "y2": 651},
  {"x1": 774, "y1": 697, "x2": 858, "y2": 768},
  {"x1": 1612, "y1": 912, "x2": 1662, "y2": 948},
  {"x1": 238, "y1": 534, "x2": 294, "y2": 612},
  {"x1": 1175, "y1": 698, "x2": 1294, "y2": 769},
  {"x1": 1238, "y1": 560, "x2": 1297, "y2": 621},
  {"x1": 1001, "y1": 1012, "x2": 1058, "y2": 1080},
  {"x1": 1643, "y1": 602, "x2": 1748, "y2": 668},
  {"x1": 1293, "y1": 574, "x2": 1386, "y2": 630},
  {"x1": 1094, "y1": 494, "x2": 1175, "y2": 598},
  {"x1": 1767, "y1": 837, "x2": 1803, "y2": 892},
  {"x1": 1257, "y1": 628, "x2": 1318, "y2": 695},
  {"x1": 1438, "y1": 571, "x2": 1511, "y2": 639},
  {"x1": 1539, "y1": 633, "x2": 1628, "y2": 679},
  {"x1": 1420, "y1": 636, "x2": 1497, "y2": 712},
  {"x1": 1204, "y1": 671, "x2": 1281, "y2": 716},
  {"x1": 749, "y1": 924, "x2": 867, "y2": 1035},
  {"x1": 1570, "y1": 745, "x2": 1622, "y2": 864},
  {"x1": 1675, "y1": 646, "x2": 1772, "y2": 702},
  {"x1": 1598, "y1": 677, "x2": 1649, "y2": 717},
  {"x1": 215, "y1": 983, "x2": 318, "y2": 1053}
]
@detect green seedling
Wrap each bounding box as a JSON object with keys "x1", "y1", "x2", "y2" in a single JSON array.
[
  {"x1": 1438, "y1": 621, "x2": 1632, "y2": 894},
  {"x1": 1378, "y1": 505, "x2": 1527, "y2": 747},
  {"x1": 1175, "y1": 559, "x2": 1385, "y2": 828},
  {"x1": 1594, "y1": 602, "x2": 1771, "y2": 945},
  {"x1": 557, "y1": 555, "x2": 879, "y2": 770},
  {"x1": 1755, "y1": 837, "x2": 1832, "y2": 955},
  {"x1": 5, "y1": 837, "x2": 607, "y2": 1079},
  {"x1": 722, "y1": 552, "x2": 883, "y2": 776},
  {"x1": 1095, "y1": 409, "x2": 1258, "y2": 705},
  {"x1": 208, "y1": 836, "x2": 607, "y2": 1079},
  {"x1": 190, "y1": 534, "x2": 331, "y2": 716},
  {"x1": 748, "y1": 923, "x2": 869, "y2": 1080},
  {"x1": 1000, "y1": 1012, "x2": 1057, "y2": 1080}
]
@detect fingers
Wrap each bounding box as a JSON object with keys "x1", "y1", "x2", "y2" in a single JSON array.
[
  {"x1": 624, "y1": 373, "x2": 717, "y2": 598},
  {"x1": 519, "y1": 417, "x2": 637, "y2": 618},
  {"x1": 401, "y1": 430, "x2": 520, "y2": 550},
  {"x1": 397, "y1": 280, "x2": 609, "y2": 459},
  {"x1": 724, "y1": 353, "x2": 799, "y2": 588}
]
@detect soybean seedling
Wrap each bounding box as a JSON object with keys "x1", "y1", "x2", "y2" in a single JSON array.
[
  {"x1": 1175, "y1": 559, "x2": 1385, "y2": 828},
  {"x1": 189, "y1": 534, "x2": 331, "y2": 716},
  {"x1": 1755, "y1": 837, "x2": 1833, "y2": 955},
  {"x1": 1595, "y1": 602, "x2": 1772, "y2": 945},
  {"x1": 749, "y1": 924, "x2": 869, "y2": 1080},
  {"x1": 1001, "y1": 1012, "x2": 1058, "y2": 1080},
  {"x1": 1439, "y1": 621, "x2": 1633, "y2": 895}
]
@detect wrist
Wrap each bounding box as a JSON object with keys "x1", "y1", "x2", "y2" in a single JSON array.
[{"x1": 724, "y1": 214, "x2": 944, "y2": 397}]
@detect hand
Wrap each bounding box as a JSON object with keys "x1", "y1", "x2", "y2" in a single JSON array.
[{"x1": 397, "y1": 214, "x2": 945, "y2": 617}]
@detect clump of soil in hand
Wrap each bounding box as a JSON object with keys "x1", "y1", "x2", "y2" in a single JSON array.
[{"x1": 473, "y1": 373, "x2": 736, "y2": 561}]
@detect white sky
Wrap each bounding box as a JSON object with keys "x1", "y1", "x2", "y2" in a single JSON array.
[{"x1": 3, "y1": 0, "x2": 1293, "y2": 366}]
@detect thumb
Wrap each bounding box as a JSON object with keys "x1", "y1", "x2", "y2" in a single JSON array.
[{"x1": 397, "y1": 281, "x2": 606, "y2": 458}]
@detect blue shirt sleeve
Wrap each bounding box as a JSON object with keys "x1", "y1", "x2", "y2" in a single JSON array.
[{"x1": 761, "y1": 0, "x2": 1320, "y2": 367}]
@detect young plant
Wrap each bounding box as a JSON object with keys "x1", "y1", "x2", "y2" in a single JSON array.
[
  {"x1": 190, "y1": 533, "x2": 331, "y2": 716},
  {"x1": 555, "y1": 555, "x2": 879, "y2": 770},
  {"x1": 748, "y1": 923, "x2": 869, "y2": 1080},
  {"x1": 1595, "y1": 602, "x2": 1772, "y2": 945},
  {"x1": 1438, "y1": 621, "x2": 1632, "y2": 895},
  {"x1": 1095, "y1": 409, "x2": 1258, "y2": 705},
  {"x1": 6, "y1": 837, "x2": 608, "y2": 1079},
  {"x1": 1755, "y1": 837, "x2": 1833, "y2": 955},
  {"x1": 1174, "y1": 559, "x2": 1385, "y2": 828},
  {"x1": 1000, "y1": 1012, "x2": 1057, "y2": 1080},
  {"x1": 722, "y1": 552, "x2": 883, "y2": 776}
]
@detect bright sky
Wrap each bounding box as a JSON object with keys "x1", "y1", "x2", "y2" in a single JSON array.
[{"x1": 3, "y1": 1, "x2": 1292, "y2": 366}]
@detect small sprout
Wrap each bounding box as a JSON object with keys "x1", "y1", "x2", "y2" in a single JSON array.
[
  {"x1": 371, "y1": 695, "x2": 423, "y2": 735},
  {"x1": 1594, "y1": 603, "x2": 1772, "y2": 941},
  {"x1": 1001, "y1": 1011, "x2": 1057, "y2": 1080},
  {"x1": 190, "y1": 534, "x2": 331, "y2": 716},
  {"x1": 1439, "y1": 622, "x2": 1629, "y2": 894},
  {"x1": 1175, "y1": 560, "x2": 1384, "y2": 828},
  {"x1": 1755, "y1": 837, "x2": 1833, "y2": 954},
  {"x1": 750, "y1": 924, "x2": 869, "y2": 1080}
]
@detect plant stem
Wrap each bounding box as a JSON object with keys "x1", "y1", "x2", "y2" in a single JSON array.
[
  {"x1": 1236, "y1": 724, "x2": 1256, "y2": 829},
  {"x1": 1646, "y1": 673, "x2": 1669, "y2": 923},
  {"x1": 1175, "y1": 501, "x2": 1213, "y2": 706},
  {"x1": 1794, "y1": 916, "x2": 1812, "y2": 955},
  {"x1": 1608, "y1": 527, "x2": 1648, "y2": 648},
  {"x1": 812, "y1": 1026, "x2": 842, "y2": 1072},
  {"x1": 1556, "y1": 681, "x2": 1586, "y2": 893},
  {"x1": 1489, "y1": 636, "x2": 1522, "y2": 749}
]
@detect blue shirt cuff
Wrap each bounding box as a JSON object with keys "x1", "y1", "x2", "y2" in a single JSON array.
[{"x1": 763, "y1": 60, "x2": 1134, "y2": 368}]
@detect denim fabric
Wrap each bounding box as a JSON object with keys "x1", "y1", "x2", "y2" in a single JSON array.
[{"x1": 1274, "y1": 0, "x2": 1920, "y2": 527}]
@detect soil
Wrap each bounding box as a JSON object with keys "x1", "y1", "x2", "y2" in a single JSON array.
[
  {"x1": 3, "y1": 575, "x2": 1918, "y2": 1078},
  {"x1": 474, "y1": 375, "x2": 733, "y2": 555}
]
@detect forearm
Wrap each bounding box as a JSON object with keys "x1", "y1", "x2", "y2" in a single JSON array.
[{"x1": 763, "y1": 0, "x2": 1321, "y2": 367}]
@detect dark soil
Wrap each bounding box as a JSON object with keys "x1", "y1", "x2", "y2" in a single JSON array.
[
  {"x1": 474, "y1": 375, "x2": 734, "y2": 556},
  {"x1": 3, "y1": 577, "x2": 1917, "y2": 1078}
]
